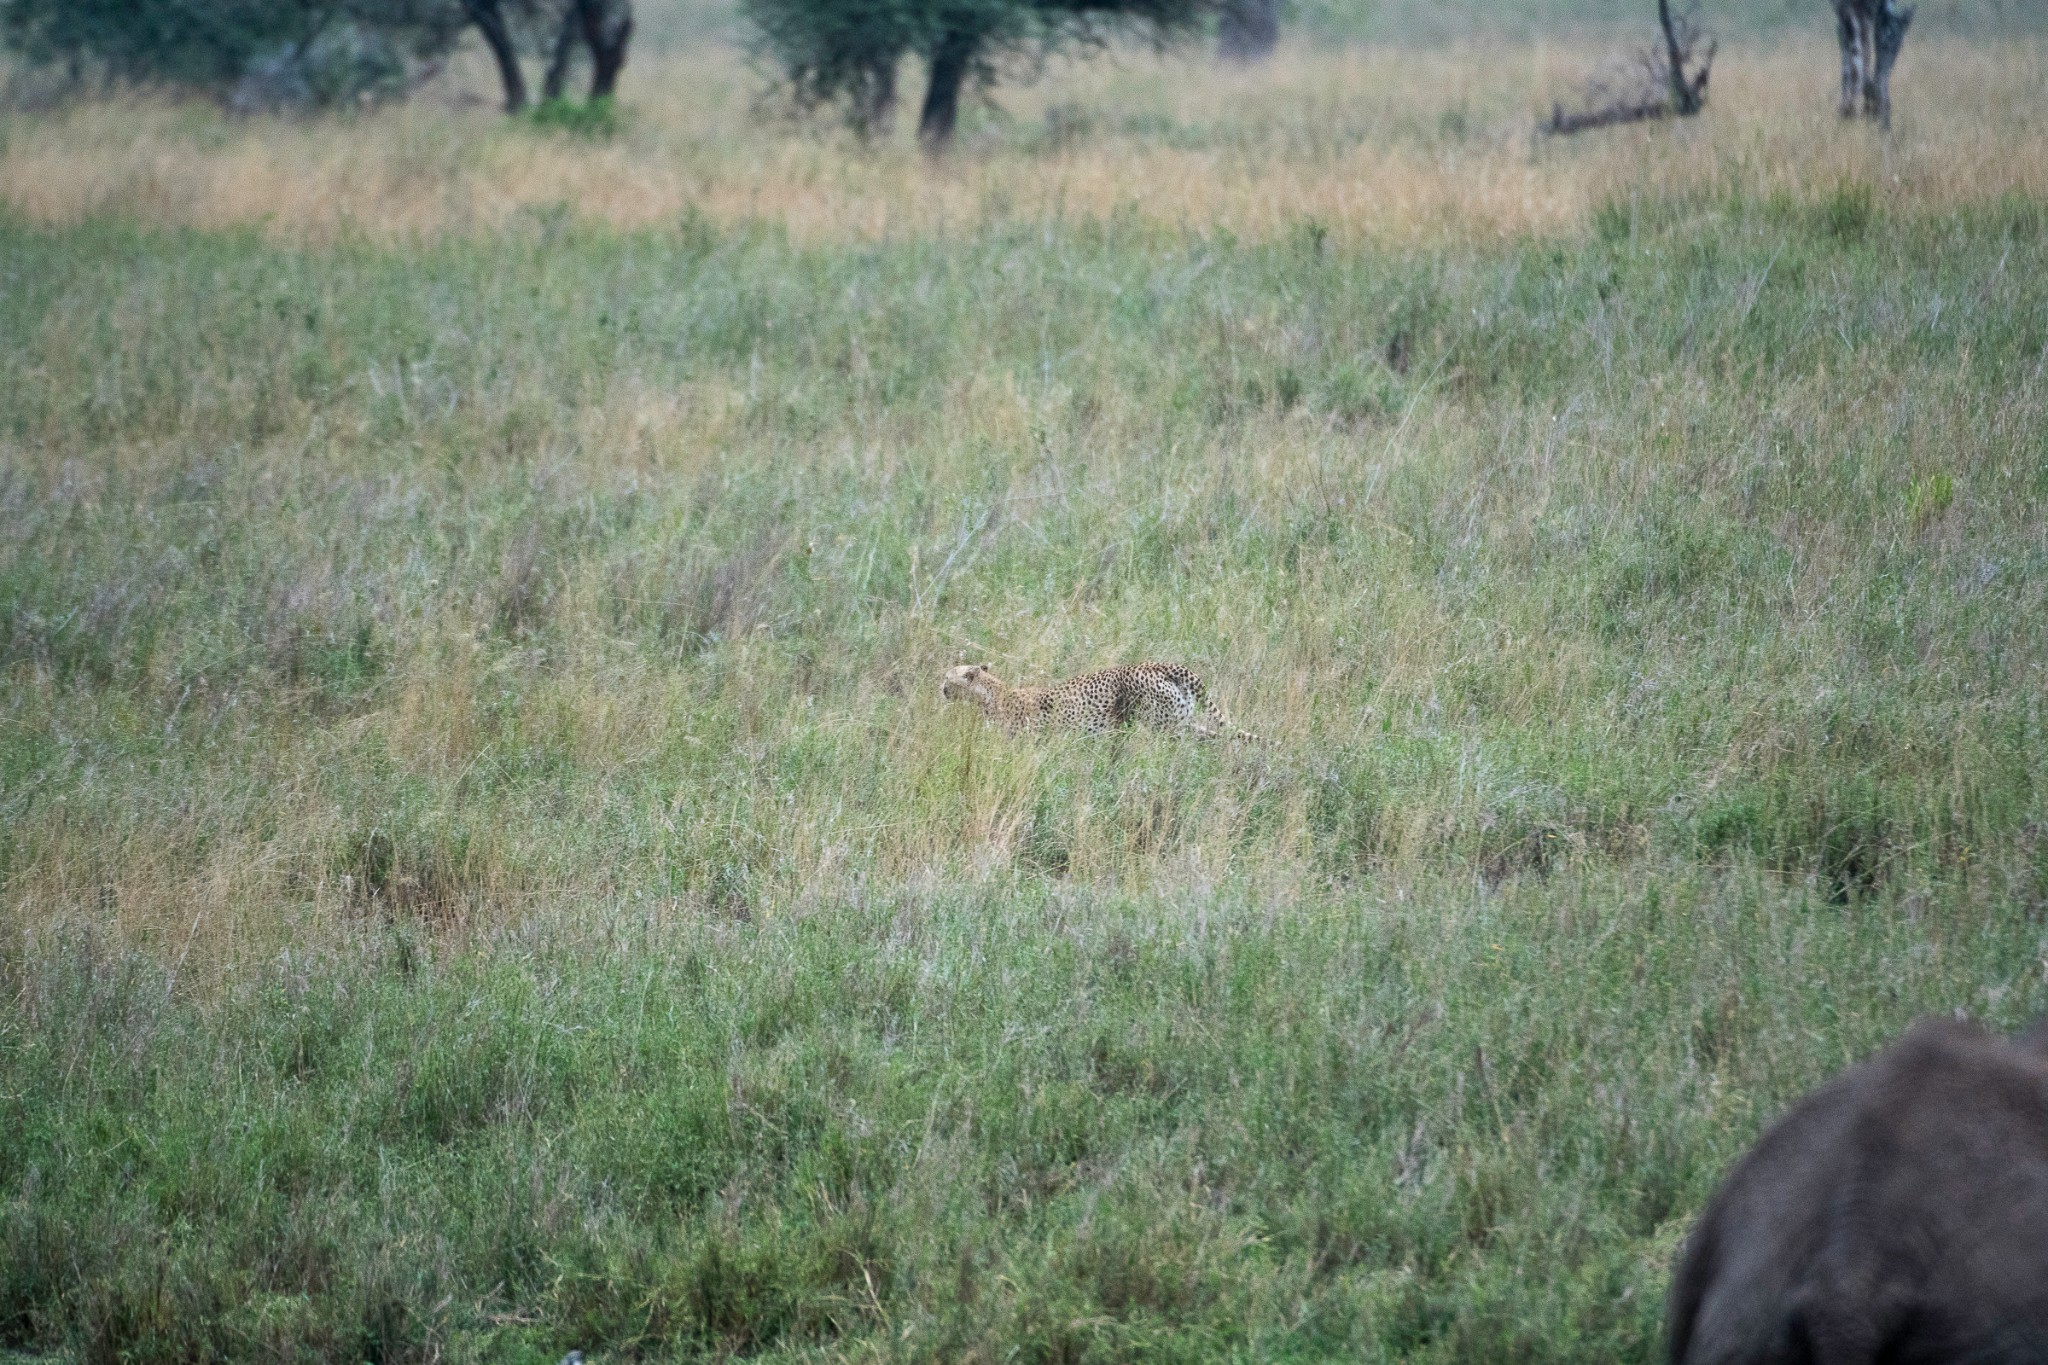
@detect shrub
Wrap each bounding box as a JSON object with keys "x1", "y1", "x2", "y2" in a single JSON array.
[
  {"x1": 529, "y1": 91, "x2": 619, "y2": 135},
  {"x1": 743, "y1": 0, "x2": 1219, "y2": 147},
  {"x1": 0, "y1": 0, "x2": 468, "y2": 105}
]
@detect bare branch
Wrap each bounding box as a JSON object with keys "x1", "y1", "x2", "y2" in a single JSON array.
[{"x1": 1542, "y1": 1, "x2": 1713, "y2": 136}]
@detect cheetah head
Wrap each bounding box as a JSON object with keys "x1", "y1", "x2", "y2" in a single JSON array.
[{"x1": 941, "y1": 663, "x2": 995, "y2": 705}]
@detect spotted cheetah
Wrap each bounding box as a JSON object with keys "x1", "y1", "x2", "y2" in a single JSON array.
[{"x1": 939, "y1": 662, "x2": 1266, "y2": 743}]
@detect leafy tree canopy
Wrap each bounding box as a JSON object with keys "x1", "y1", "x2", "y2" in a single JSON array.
[
  {"x1": 744, "y1": 0, "x2": 1218, "y2": 147},
  {"x1": 0, "y1": 0, "x2": 469, "y2": 105}
]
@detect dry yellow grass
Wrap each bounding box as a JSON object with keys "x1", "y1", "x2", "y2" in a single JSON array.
[{"x1": 3, "y1": 37, "x2": 2045, "y2": 246}]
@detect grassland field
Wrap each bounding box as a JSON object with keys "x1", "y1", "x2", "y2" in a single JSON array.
[{"x1": 3, "y1": 8, "x2": 2048, "y2": 1362}]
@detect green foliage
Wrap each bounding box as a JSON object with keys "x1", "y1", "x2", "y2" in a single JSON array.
[
  {"x1": 1, "y1": 0, "x2": 297, "y2": 87},
  {"x1": 529, "y1": 91, "x2": 620, "y2": 134},
  {"x1": 741, "y1": 0, "x2": 923, "y2": 131},
  {"x1": 1906, "y1": 470, "x2": 1954, "y2": 529},
  {"x1": 1593, "y1": 196, "x2": 1635, "y2": 245},
  {"x1": 3, "y1": 876, "x2": 2042, "y2": 1362},
  {"x1": 0, "y1": 0, "x2": 468, "y2": 103},
  {"x1": 742, "y1": 0, "x2": 1216, "y2": 138},
  {"x1": 1818, "y1": 181, "x2": 1877, "y2": 243}
]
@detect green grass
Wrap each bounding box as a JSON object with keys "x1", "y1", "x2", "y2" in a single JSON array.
[
  {"x1": 3, "y1": 179, "x2": 2048, "y2": 1362},
  {"x1": 529, "y1": 95, "x2": 622, "y2": 138}
]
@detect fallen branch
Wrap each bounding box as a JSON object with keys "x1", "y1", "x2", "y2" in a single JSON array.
[
  {"x1": 1541, "y1": 1, "x2": 1714, "y2": 136},
  {"x1": 1543, "y1": 94, "x2": 1681, "y2": 135}
]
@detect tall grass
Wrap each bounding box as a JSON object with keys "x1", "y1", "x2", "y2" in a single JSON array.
[
  {"x1": 3, "y1": 41, "x2": 2046, "y2": 245},
  {"x1": 3, "y1": 32, "x2": 2048, "y2": 1365}
]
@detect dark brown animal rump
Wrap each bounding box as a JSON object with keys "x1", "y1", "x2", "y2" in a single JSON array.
[{"x1": 1669, "y1": 1016, "x2": 2048, "y2": 1365}]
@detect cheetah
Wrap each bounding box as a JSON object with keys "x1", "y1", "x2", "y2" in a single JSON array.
[{"x1": 939, "y1": 662, "x2": 1266, "y2": 743}]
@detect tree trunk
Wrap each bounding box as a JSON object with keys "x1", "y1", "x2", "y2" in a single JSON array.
[
  {"x1": 464, "y1": 0, "x2": 528, "y2": 112},
  {"x1": 1657, "y1": 0, "x2": 1697, "y2": 115},
  {"x1": 580, "y1": 0, "x2": 633, "y2": 100},
  {"x1": 542, "y1": 2, "x2": 580, "y2": 102},
  {"x1": 918, "y1": 29, "x2": 976, "y2": 151},
  {"x1": 1833, "y1": 1, "x2": 1864, "y2": 117},
  {"x1": 1871, "y1": 1, "x2": 1912, "y2": 130},
  {"x1": 1217, "y1": 0, "x2": 1278, "y2": 64},
  {"x1": 1831, "y1": 1, "x2": 1912, "y2": 129}
]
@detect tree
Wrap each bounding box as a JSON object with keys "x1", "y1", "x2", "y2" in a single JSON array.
[
  {"x1": 0, "y1": 0, "x2": 630, "y2": 116},
  {"x1": 461, "y1": 0, "x2": 530, "y2": 109},
  {"x1": 462, "y1": 0, "x2": 632, "y2": 114},
  {"x1": 745, "y1": 0, "x2": 1217, "y2": 150},
  {"x1": 542, "y1": 0, "x2": 633, "y2": 102},
  {"x1": 0, "y1": 0, "x2": 469, "y2": 102},
  {"x1": 1655, "y1": 0, "x2": 1706, "y2": 116},
  {"x1": 1215, "y1": 0, "x2": 1276, "y2": 63},
  {"x1": 742, "y1": 0, "x2": 915, "y2": 136}
]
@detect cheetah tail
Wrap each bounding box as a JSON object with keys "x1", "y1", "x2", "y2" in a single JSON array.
[{"x1": 1197, "y1": 689, "x2": 1272, "y2": 747}]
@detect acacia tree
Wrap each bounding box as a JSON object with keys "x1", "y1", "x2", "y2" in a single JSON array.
[
  {"x1": 742, "y1": 0, "x2": 918, "y2": 136},
  {"x1": 746, "y1": 0, "x2": 1217, "y2": 149}
]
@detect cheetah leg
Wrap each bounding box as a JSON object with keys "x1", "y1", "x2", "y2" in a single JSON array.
[{"x1": 1175, "y1": 687, "x2": 1221, "y2": 739}]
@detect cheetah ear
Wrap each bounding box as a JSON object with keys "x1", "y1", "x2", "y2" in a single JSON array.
[{"x1": 971, "y1": 663, "x2": 989, "y2": 676}]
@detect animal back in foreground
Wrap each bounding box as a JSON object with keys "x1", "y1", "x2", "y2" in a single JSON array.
[
  {"x1": 1667, "y1": 1015, "x2": 2048, "y2": 1365},
  {"x1": 939, "y1": 662, "x2": 1266, "y2": 743}
]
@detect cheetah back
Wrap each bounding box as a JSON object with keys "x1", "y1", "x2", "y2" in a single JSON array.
[{"x1": 1048, "y1": 663, "x2": 1222, "y2": 737}]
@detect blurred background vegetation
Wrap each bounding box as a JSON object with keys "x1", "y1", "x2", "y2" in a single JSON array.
[{"x1": 6, "y1": 0, "x2": 2046, "y2": 116}]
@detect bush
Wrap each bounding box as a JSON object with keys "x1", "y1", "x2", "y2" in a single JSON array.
[
  {"x1": 230, "y1": 22, "x2": 408, "y2": 111},
  {"x1": 529, "y1": 91, "x2": 619, "y2": 135},
  {"x1": 742, "y1": 0, "x2": 921, "y2": 137},
  {"x1": 0, "y1": 0, "x2": 467, "y2": 106},
  {"x1": 743, "y1": 0, "x2": 1219, "y2": 147}
]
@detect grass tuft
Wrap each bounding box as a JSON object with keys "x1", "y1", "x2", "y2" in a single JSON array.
[{"x1": 528, "y1": 95, "x2": 622, "y2": 138}]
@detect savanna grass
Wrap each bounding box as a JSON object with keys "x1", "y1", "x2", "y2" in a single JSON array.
[
  {"x1": 4, "y1": 39, "x2": 2048, "y2": 246},
  {"x1": 4, "y1": 26, "x2": 2048, "y2": 1365}
]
